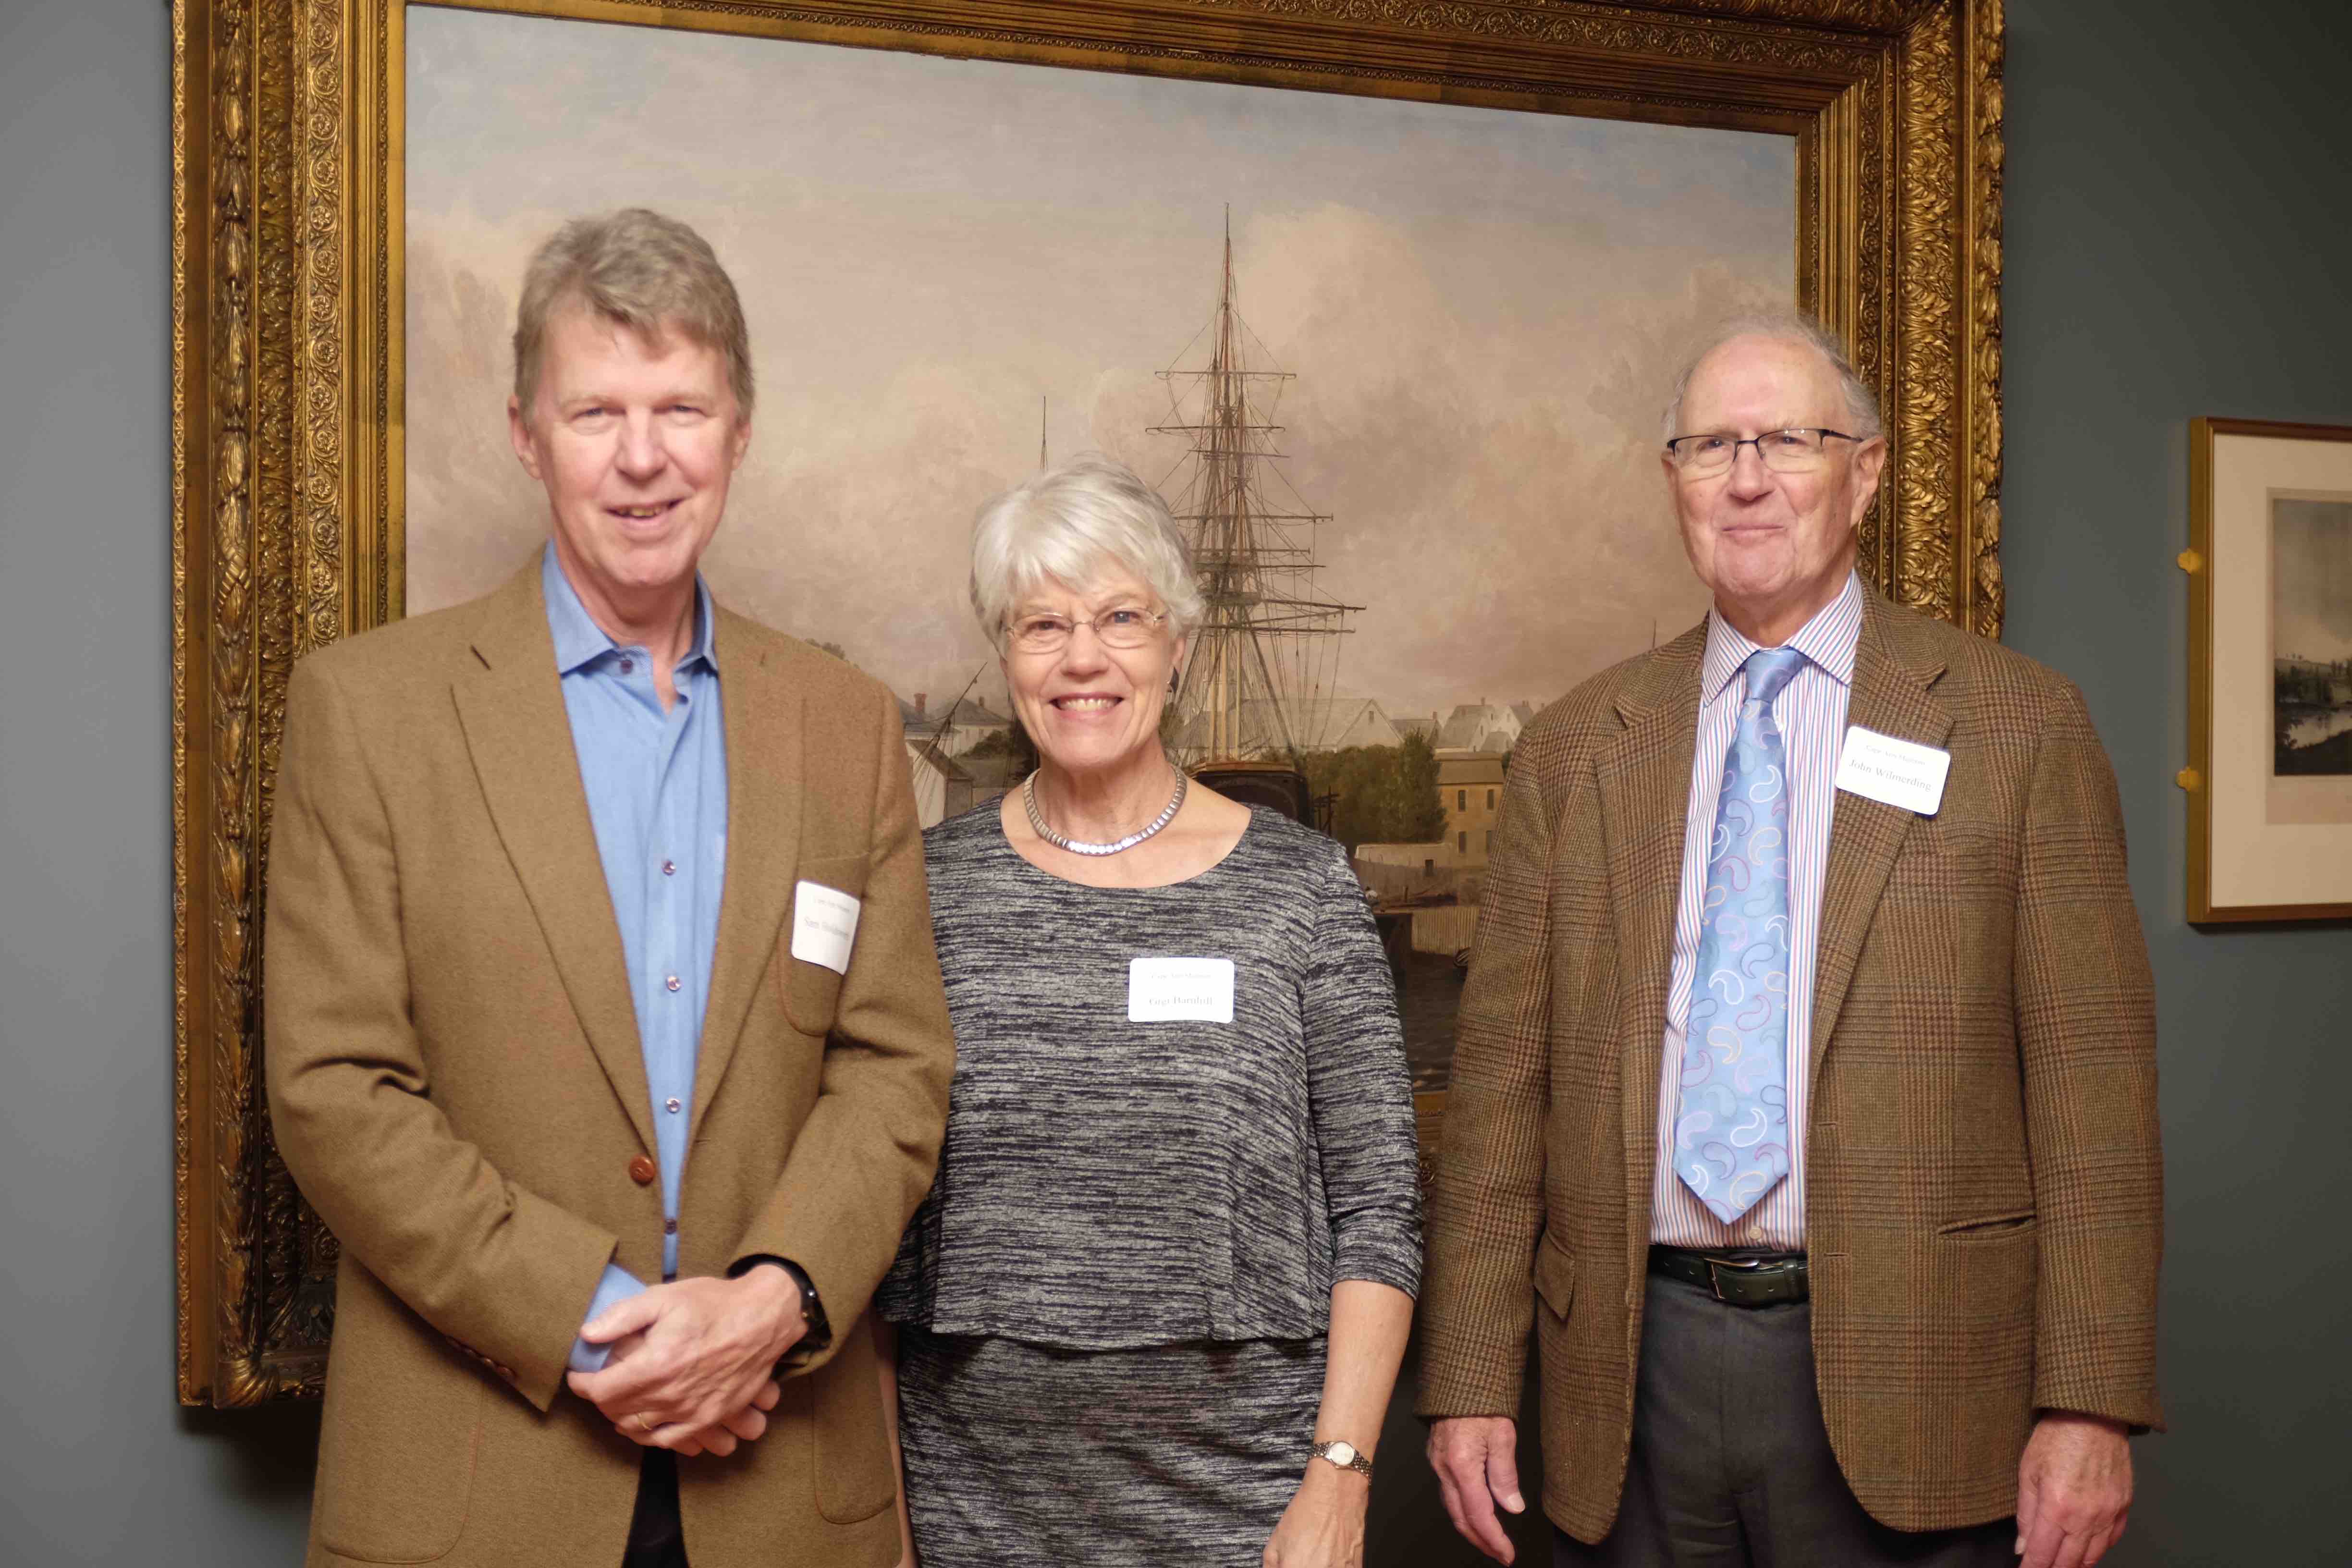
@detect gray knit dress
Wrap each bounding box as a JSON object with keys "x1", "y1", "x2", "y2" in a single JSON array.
[{"x1": 878, "y1": 803, "x2": 1422, "y2": 1568}]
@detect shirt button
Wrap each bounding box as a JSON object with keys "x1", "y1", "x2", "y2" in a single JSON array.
[
  {"x1": 665, "y1": 1097, "x2": 682, "y2": 1114},
  {"x1": 664, "y1": 1219, "x2": 678, "y2": 1235},
  {"x1": 618, "y1": 657, "x2": 635, "y2": 674},
  {"x1": 662, "y1": 859, "x2": 676, "y2": 876},
  {"x1": 664, "y1": 974, "x2": 681, "y2": 992}
]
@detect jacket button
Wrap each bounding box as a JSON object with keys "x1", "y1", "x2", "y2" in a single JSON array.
[{"x1": 628, "y1": 1155, "x2": 658, "y2": 1186}]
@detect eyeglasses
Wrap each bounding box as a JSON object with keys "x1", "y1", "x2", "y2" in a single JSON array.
[
  {"x1": 1004, "y1": 605, "x2": 1170, "y2": 655},
  {"x1": 1664, "y1": 427, "x2": 1866, "y2": 477}
]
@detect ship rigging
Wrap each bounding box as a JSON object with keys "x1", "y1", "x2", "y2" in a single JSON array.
[{"x1": 1152, "y1": 215, "x2": 1360, "y2": 779}]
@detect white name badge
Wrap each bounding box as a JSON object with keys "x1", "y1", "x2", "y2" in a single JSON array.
[
  {"x1": 1127, "y1": 957, "x2": 1236, "y2": 1023},
  {"x1": 789, "y1": 882, "x2": 862, "y2": 975},
  {"x1": 1835, "y1": 725, "x2": 1951, "y2": 816}
]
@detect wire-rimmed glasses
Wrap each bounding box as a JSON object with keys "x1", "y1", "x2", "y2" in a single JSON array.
[
  {"x1": 1004, "y1": 604, "x2": 1171, "y2": 655},
  {"x1": 1665, "y1": 427, "x2": 1866, "y2": 478}
]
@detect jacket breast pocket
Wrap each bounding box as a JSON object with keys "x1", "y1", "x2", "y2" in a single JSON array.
[{"x1": 781, "y1": 853, "x2": 869, "y2": 1039}]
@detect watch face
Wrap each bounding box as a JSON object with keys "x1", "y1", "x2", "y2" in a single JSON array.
[{"x1": 1325, "y1": 1442, "x2": 1358, "y2": 1466}]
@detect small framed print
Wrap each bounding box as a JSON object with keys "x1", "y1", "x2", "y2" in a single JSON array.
[{"x1": 2186, "y1": 417, "x2": 2352, "y2": 923}]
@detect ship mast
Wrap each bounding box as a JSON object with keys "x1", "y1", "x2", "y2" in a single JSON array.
[{"x1": 1152, "y1": 211, "x2": 1359, "y2": 768}]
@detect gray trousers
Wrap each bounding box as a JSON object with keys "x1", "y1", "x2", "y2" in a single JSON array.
[{"x1": 1553, "y1": 1272, "x2": 2014, "y2": 1568}]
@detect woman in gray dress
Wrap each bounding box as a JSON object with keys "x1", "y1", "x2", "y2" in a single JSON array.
[{"x1": 876, "y1": 454, "x2": 1422, "y2": 1568}]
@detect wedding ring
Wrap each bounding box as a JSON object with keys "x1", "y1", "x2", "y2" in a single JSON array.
[{"x1": 633, "y1": 1412, "x2": 656, "y2": 1434}]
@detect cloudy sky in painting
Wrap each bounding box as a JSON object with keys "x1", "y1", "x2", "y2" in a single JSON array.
[
  {"x1": 404, "y1": 7, "x2": 1793, "y2": 723},
  {"x1": 2275, "y1": 499, "x2": 2352, "y2": 665}
]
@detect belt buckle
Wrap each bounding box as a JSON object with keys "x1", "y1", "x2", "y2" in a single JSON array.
[{"x1": 1702, "y1": 1253, "x2": 1764, "y2": 1303}]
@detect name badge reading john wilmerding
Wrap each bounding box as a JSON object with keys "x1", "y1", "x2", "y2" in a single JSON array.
[
  {"x1": 1834, "y1": 725, "x2": 1951, "y2": 816},
  {"x1": 1127, "y1": 957, "x2": 1236, "y2": 1023}
]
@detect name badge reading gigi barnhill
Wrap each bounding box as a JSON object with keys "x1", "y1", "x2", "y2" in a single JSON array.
[{"x1": 1127, "y1": 957, "x2": 1235, "y2": 1023}]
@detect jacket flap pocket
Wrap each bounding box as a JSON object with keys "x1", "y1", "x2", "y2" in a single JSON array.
[
  {"x1": 1532, "y1": 1232, "x2": 1576, "y2": 1318},
  {"x1": 1937, "y1": 1210, "x2": 2037, "y2": 1241},
  {"x1": 810, "y1": 1324, "x2": 896, "y2": 1524}
]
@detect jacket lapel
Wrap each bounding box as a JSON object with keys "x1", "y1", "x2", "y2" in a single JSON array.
[
  {"x1": 1806, "y1": 592, "x2": 1953, "y2": 1100},
  {"x1": 1597, "y1": 623, "x2": 1705, "y2": 1259},
  {"x1": 453, "y1": 562, "x2": 657, "y2": 1155},
  {"x1": 691, "y1": 610, "x2": 803, "y2": 1124}
]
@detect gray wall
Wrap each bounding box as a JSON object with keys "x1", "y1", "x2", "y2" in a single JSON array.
[
  {"x1": 2000, "y1": 0, "x2": 2352, "y2": 1560},
  {"x1": 0, "y1": 1, "x2": 319, "y2": 1562},
  {"x1": 0, "y1": 0, "x2": 2343, "y2": 1562}
]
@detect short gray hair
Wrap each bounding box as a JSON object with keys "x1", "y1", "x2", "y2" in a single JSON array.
[
  {"x1": 969, "y1": 454, "x2": 1206, "y2": 643},
  {"x1": 1661, "y1": 308, "x2": 1881, "y2": 444},
  {"x1": 513, "y1": 208, "x2": 754, "y2": 421}
]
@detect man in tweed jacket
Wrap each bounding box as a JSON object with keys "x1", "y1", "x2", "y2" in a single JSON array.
[{"x1": 1420, "y1": 314, "x2": 2161, "y2": 1568}]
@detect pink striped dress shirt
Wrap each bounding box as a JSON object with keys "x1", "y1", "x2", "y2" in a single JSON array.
[{"x1": 1648, "y1": 572, "x2": 1863, "y2": 1251}]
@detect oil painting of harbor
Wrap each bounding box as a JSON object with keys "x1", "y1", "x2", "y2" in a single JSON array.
[{"x1": 401, "y1": 5, "x2": 1796, "y2": 1093}]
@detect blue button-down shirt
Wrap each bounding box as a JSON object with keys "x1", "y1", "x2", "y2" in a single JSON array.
[{"x1": 542, "y1": 546, "x2": 729, "y2": 1371}]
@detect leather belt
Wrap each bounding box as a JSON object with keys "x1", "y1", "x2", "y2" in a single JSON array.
[{"x1": 1648, "y1": 1246, "x2": 1809, "y2": 1308}]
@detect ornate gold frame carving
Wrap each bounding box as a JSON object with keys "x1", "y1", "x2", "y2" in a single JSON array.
[{"x1": 172, "y1": 0, "x2": 2005, "y2": 1404}]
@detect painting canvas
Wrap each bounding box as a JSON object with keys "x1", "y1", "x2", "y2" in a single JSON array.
[
  {"x1": 2271, "y1": 495, "x2": 2352, "y2": 819},
  {"x1": 404, "y1": 5, "x2": 1795, "y2": 1095}
]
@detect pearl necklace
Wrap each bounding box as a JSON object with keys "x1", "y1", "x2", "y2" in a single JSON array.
[{"x1": 1023, "y1": 769, "x2": 1188, "y2": 857}]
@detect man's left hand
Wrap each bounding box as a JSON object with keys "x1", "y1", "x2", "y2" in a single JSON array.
[
  {"x1": 566, "y1": 1266, "x2": 808, "y2": 1450},
  {"x1": 2015, "y1": 1411, "x2": 2132, "y2": 1568}
]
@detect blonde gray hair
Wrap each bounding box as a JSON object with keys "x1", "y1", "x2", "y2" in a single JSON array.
[
  {"x1": 512, "y1": 208, "x2": 754, "y2": 421},
  {"x1": 969, "y1": 454, "x2": 1205, "y2": 643},
  {"x1": 1662, "y1": 308, "x2": 1881, "y2": 444}
]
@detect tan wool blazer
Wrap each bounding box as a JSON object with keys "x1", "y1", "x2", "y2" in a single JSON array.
[
  {"x1": 264, "y1": 561, "x2": 955, "y2": 1568},
  {"x1": 1417, "y1": 588, "x2": 2163, "y2": 1542}
]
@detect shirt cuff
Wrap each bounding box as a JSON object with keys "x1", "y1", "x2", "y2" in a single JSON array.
[{"x1": 568, "y1": 1263, "x2": 648, "y2": 1374}]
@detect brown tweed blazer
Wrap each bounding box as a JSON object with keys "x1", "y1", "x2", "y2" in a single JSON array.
[
  {"x1": 1417, "y1": 588, "x2": 2163, "y2": 1541},
  {"x1": 264, "y1": 561, "x2": 954, "y2": 1568}
]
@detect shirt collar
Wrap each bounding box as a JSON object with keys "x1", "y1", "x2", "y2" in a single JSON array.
[
  {"x1": 1700, "y1": 569, "x2": 1864, "y2": 704},
  {"x1": 541, "y1": 541, "x2": 719, "y2": 678}
]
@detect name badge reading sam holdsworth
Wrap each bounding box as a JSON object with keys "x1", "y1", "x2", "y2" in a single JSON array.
[
  {"x1": 1127, "y1": 957, "x2": 1236, "y2": 1023},
  {"x1": 790, "y1": 882, "x2": 862, "y2": 975}
]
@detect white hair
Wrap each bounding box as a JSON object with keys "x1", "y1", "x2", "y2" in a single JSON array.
[
  {"x1": 1661, "y1": 308, "x2": 1883, "y2": 445},
  {"x1": 968, "y1": 453, "x2": 1206, "y2": 642}
]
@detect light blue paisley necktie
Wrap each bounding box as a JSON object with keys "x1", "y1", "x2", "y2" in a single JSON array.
[{"x1": 1673, "y1": 646, "x2": 1808, "y2": 1225}]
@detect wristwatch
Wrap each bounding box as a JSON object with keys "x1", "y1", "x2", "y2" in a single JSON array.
[
  {"x1": 728, "y1": 1254, "x2": 833, "y2": 1354},
  {"x1": 1310, "y1": 1439, "x2": 1374, "y2": 1477}
]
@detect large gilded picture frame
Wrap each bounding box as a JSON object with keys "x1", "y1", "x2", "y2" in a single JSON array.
[{"x1": 172, "y1": 0, "x2": 2008, "y2": 1405}]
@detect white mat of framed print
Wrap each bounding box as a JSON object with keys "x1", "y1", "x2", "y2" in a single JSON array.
[{"x1": 2188, "y1": 416, "x2": 2352, "y2": 922}]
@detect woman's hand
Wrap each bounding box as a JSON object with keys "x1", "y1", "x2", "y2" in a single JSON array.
[{"x1": 1263, "y1": 1461, "x2": 1369, "y2": 1568}]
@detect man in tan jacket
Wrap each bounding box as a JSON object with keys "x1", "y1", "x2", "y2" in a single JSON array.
[
  {"x1": 1420, "y1": 314, "x2": 2161, "y2": 1568},
  {"x1": 266, "y1": 209, "x2": 953, "y2": 1568}
]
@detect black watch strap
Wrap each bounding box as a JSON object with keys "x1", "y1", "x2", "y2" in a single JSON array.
[{"x1": 729, "y1": 1254, "x2": 833, "y2": 1352}]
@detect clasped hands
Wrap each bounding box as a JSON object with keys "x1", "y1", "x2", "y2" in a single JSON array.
[{"x1": 565, "y1": 1265, "x2": 806, "y2": 1458}]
